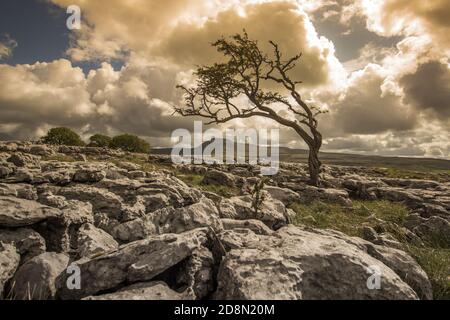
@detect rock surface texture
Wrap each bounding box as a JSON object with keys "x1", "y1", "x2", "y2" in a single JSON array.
[{"x1": 0, "y1": 141, "x2": 446, "y2": 300}]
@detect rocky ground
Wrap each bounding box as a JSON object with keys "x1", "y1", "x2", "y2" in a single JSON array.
[{"x1": 0, "y1": 141, "x2": 449, "y2": 300}]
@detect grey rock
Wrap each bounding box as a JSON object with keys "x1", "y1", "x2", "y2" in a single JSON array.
[
  {"x1": 177, "y1": 247, "x2": 215, "y2": 299},
  {"x1": 42, "y1": 170, "x2": 73, "y2": 185},
  {"x1": 218, "y1": 198, "x2": 239, "y2": 219},
  {"x1": 7, "y1": 153, "x2": 40, "y2": 168},
  {"x1": 365, "y1": 244, "x2": 433, "y2": 299},
  {"x1": 263, "y1": 186, "x2": 301, "y2": 206},
  {"x1": 0, "y1": 165, "x2": 13, "y2": 178},
  {"x1": 0, "y1": 183, "x2": 37, "y2": 200},
  {"x1": 374, "y1": 233, "x2": 404, "y2": 250},
  {"x1": 77, "y1": 223, "x2": 119, "y2": 258},
  {"x1": 214, "y1": 226, "x2": 421, "y2": 300},
  {"x1": 202, "y1": 169, "x2": 236, "y2": 187},
  {"x1": 0, "y1": 243, "x2": 20, "y2": 298},
  {"x1": 374, "y1": 187, "x2": 423, "y2": 206},
  {"x1": 0, "y1": 196, "x2": 61, "y2": 227},
  {"x1": 127, "y1": 170, "x2": 147, "y2": 179},
  {"x1": 83, "y1": 281, "x2": 186, "y2": 300},
  {"x1": 0, "y1": 142, "x2": 18, "y2": 152},
  {"x1": 56, "y1": 228, "x2": 210, "y2": 299},
  {"x1": 286, "y1": 184, "x2": 353, "y2": 207},
  {"x1": 58, "y1": 185, "x2": 123, "y2": 219},
  {"x1": 29, "y1": 145, "x2": 55, "y2": 157},
  {"x1": 118, "y1": 162, "x2": 142, "y2": 171},
  {"x1": 221, "y1": 218, "x2": 273, "y2": 235},
  {"x1": 73, "y1": 169, "x2": 106, "y2": 183},
  {"x1": 0, "y1": 228, "x2": 46, "y2": 263},
  {"x1": 6, "y1": 168, "x2": 34, "y2": 183},
  {"x1": 111, "y1": 218, "x2": 157, "y2": 243},
  {"x1": 136, "y1": 175, "x2": 203, "y2": 208},
  {"x1": 33, "y1": 196, "x2": 93, "y2": 253},
  {"x1": 10, "y1": 252, "x2": 69, "y2": 300},
  {"x1": 413, "y1": 216, "x2": 450, "y2": 247},
  {"x1": 73, "y1": 154, "x2": 87, "y2": 162},
  {"x1": 404, "y1": 213, "x2": 428, "y2": 230},
  {"x1": 227, "y1": 193, "x2": 289, "y2": 230},
  {"x1": 151, "y1": 197, "x2": 223, "y2": 234},
  {"x1": 140, "y1": 193, "x2": 171, "y2": 213},
  {"x1": 93, "y1": 212, "x2": 120, "y2": 235},
  {"x1": 380, "y1": 178, "x2": 441, "y2": 190},
  {"x1": 361, "y1": 226, "x2": 378, "y2": 242}
]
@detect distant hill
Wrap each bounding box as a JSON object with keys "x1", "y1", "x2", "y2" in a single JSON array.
[{"x1": 151, "y1": 138, "x2": 450, "y2": 172}]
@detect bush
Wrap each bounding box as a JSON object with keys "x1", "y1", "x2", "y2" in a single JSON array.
[
  {"x1": 41, "y1": 127, "x2": 85, "y2": 146},
  {"x1": 110, "y1": 134, "x2": 150, "y2": 153},
  {"x1": 88, "y1": 134, "x2": 112, "y2": 148}
]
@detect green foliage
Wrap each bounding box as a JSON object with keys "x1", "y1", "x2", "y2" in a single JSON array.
[
  {"x1": 112, "y1": 153, "x2": 168, "y2": 172},
  {"x1": 290, "y1": 200, "x2": 409, "y2": 238},
  {"x1": 176, "y1": 173, "x2": 239, "y2": 198},
  {"x1": 290, "y1": 200, "x2": 449, "y2": 299},
  {"x1": 407, "y1": 246, "x2": 450, "y2": 300},
  {"x1": 41, "y1": 154, "x2": 76, "y2": 162},
  {"x1": 251, "y1": 178, "x2": 266, "y2": 215},
  {"x1": 110, "y1": 134, "x2": 150, "y2": 153},
  {"x1": 375, "y1": 167, "x2": 450, "y2": 183},
  {"x1": 41, "y1": 127, "x2": 85, "y2": 146},
  {"x1": 88, "y1": 134, "x2": 112, "y2": 148}
]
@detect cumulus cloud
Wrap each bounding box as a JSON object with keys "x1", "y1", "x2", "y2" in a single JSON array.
[
  {"x1": 400, "y1": 61, "x2": 450, "y2": 120},
  {"x1": 322, "y1": 121, "x2": 450, "y2": 158},
  {"x1": 0, "y1": 60, "x2": 94, "y2": 139},
  {"x1": 318, "y1": 64, "x2": 417, "y2": 135},
  {"x1": 159, "y1": 2, "x2": 345, "y2": 87},
  {"x1": 0, "y1": 0, "x2": 448, "y2": 158},
  {"x1": 50, "y1": 0, "x2": 212, "y2": 61},
  {"x1": 0, "y1": 35, "x2": 17, "y2": 60},
  {"x1": 360, "y1": 0, "x2": 450, "y2": 48},
  {"x1": 51, "y1": 0, "x2": 346, "y2": 88},
  {"x1": 343, "y1": 42, "x2": 396, "y2": 72},
  {"x1": 0, "y1": 58, "x2": 196, "y2": 145}
]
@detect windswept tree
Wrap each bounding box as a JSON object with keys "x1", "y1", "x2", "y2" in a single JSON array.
[
  {"x1": 41, "y1": 127, "x2": 85, "y2": 147},
  {"x1": 88, "y1": 134, "x2": 112, "y2": 148},
  {"x1": 110, "y1": 134, "x2": 150, "y2": 153},
  {"x1": 174, "y1": 32, "x2": 326, "y2": 186}
]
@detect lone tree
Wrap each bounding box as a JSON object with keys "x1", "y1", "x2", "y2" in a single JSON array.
[
  {"x1": 174, "y1": 32, "x2": 325, "y2": 186},
  {"x1": 41, "y1": 127, "x2": 85, "y2": 147},
  {"x1": 110, "y1": 134, "x2": 150, "y2": 153},
  {"x1": 88, "y1": 134, "x2": 112, "y2": 148}
]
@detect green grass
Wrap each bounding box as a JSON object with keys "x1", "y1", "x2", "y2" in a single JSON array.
[
  {"x1": 176, "y1": 173, "x2": 240, "y2": 198},
  {"x1": 290, "y1": 200, "x2": 450, "y2": 299},
  {"x1": 41, "y1": 154, "x2": 76, "y2": 162},
  {"x1": 373, "y1": 167, "x2": 450, "y2": 182},
  {"x1": 111, "y1": 153, "x2": 173, "y2": 173},
  {"x1": 407, "y1": 246, "x2": 450, "y2": 300},
  {"x1": 290, "y1": 200, "x2": 409, "y2": 238}
]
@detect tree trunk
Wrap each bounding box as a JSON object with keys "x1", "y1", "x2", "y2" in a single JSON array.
[{"x1": 308, "y1": 146, "x2": 321, "y2": 187}]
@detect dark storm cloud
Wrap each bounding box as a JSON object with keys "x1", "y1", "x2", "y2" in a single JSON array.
[{"x1": 400, "y1": 61, "x2": 450, "y2": 119}]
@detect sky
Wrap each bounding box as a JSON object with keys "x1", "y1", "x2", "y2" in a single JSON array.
[{"x1": 0, "y1": 0, "x2": 448, "y2": 158}]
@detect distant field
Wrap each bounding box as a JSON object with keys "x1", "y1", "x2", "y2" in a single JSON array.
[
  {"x1": 281, "y1": 150, "x2": 450, "y2": 172},
  {"x1": 151, "y1": 146, "x2": 450, "y2": 172}
]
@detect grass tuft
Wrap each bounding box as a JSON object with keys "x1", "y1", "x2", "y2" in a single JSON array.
[
  {"x1": 176, "y1": 173, "x2": 240, "y2": 198},
  {"x1": 290, "y1": 199, "x2": 450, "y2": 299}
]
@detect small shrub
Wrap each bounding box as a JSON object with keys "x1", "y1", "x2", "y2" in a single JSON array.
[
  {"x1": 408, "y1": 246, "x2": 450, "y2": 300},
  {"x1": 251, "y1": 178, "x2": 266, "y2": 215},
  {"x1": 41, "y1": 127, "x2": 85, "y2": 146},
  {"x1": 88, "y1": 134, "x2": 112, "y2": 148},
  {"x1": 110, "y1": 134, "x2": 150, "y2": 153}
]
